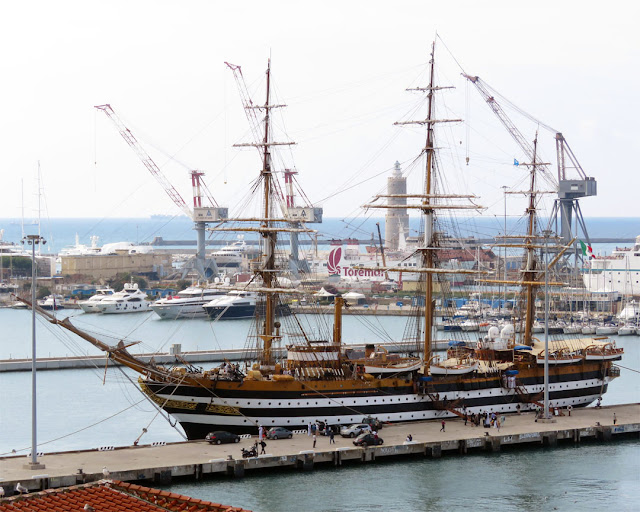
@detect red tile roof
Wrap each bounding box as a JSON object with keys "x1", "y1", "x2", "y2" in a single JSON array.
[{"x1": 0, "y1": 480, "x2": 251, "y2": 512}]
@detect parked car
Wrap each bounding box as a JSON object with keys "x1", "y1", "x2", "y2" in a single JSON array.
[
  {"x1": 340, "y1": 423, "x2": 372, "y2": 438},
  {"x1": 353, "y1": 432, "x2": 383, "y2": 447},
  {"x1": 205, "y1": 431, "x2": 240, "y2": 445},
  {"x1": 266, "y1": 427, "x2": 293, "y2": 440}
]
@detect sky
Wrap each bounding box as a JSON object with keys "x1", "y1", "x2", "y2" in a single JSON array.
[{"x1": 1, "y1": 0, "x2": 638, "y2": 226}]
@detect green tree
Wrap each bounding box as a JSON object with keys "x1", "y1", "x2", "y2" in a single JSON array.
[{"x1": 36, "y1": 286, "x2": 51, "y2": 300}]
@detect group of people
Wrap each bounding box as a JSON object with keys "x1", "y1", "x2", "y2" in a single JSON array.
[
  {"x1": 215, "y1": 361, "x2": 244, "y2": 381},
  {"x1": 308, "y1": 420, "x2": 336, "y2": 446},
  {"x1": 463, "y1": 410, "x2": 503, "y2": 430}
]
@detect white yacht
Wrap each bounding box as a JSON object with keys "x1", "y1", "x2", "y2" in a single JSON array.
[
  {"x1": 38, "y1": 294, "x2": 65, "y2": 310},
  {"x1": 98, "y1": 282, "x2": 151, "y2": 314},
  {"x1": 211, "y1": 237, "x2": 255, "y2": 268},
  {"x1": 151, "y1": 286, "x2": 228, "y2": 319},
  {"x1": 78, "y1": 287, "x2": 115, "y2": 313}
]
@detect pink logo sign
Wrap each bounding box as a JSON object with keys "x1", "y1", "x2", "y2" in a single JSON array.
[{"x1": 327, "y1": 247, "x2": 342, "y2": 275}]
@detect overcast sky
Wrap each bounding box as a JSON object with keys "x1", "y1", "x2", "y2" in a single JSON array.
[{"x1": 1, "y1": 0, "x2": 638, "y2": 225}]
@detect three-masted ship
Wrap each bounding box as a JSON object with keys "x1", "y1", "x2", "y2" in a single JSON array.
[{"x1": 33, "y1": 47, "x2": 622, "y2": 439}]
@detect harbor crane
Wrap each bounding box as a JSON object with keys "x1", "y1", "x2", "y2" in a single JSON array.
[
  {"x1": 95, "y1": 104, "x2": 227, "y2": 279},
  {"x1": 462, "y1": 75, "x2": 596, "y2": 263}
]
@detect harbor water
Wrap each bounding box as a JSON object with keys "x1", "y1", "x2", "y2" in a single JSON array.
[
  {"x1": 1, "y1": 216, "x2": 638, "y2": 254},
  {"x1": 1, "y1": 308, "x2": 639, "y2": 510}
]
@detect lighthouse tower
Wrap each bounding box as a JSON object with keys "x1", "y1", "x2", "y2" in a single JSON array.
[{"x1": 384, "y1": 161, "x2": 409, "y2": 251}]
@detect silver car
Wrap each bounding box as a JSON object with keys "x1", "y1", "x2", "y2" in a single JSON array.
[{"x1": 340, "y1": 423, "x2": 372, "y2": 438}]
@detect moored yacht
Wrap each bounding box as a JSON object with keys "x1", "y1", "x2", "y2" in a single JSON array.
[
  {"x1": 151, "y1": 286, "x2": 228, "y2": 319},
  {"x1": 98, "y1": 282, "x2": 151, "y2": 314},
  {"x1": 78, "y1": 287, "x2": 115, "y2": 313},
  {"x1": 38, "y1": 294, "x2": 65, "y2": 310},
  {"x1": 211, "y1": 236, "x2": 256, "y2": 268},
  {"x1": 202, "y1": 291, "x2": 258, "y2": 320}
]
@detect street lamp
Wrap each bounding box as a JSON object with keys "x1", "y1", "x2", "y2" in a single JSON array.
[{"x1": 21, "y1": 234, "x2": 46, "y2": 470}]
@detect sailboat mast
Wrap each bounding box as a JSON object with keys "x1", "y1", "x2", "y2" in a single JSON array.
[
  {"x1": 261, "y1": 59, "x2": 276, "y2": 364},
  {"x1": 423, "y1": 42, "x2": 436, "y2": 365},
  {"x1": 523, "y1": 137, "x2": 539, "y2": 345}
]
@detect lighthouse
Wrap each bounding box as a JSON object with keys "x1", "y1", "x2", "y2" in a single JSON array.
[{"x1": 384, "y1": 161, "x2": 409, "y2": 251}]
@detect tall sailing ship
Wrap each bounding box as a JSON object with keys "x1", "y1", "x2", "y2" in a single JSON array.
[{"x1": 31, "y1": 46, "x2": 622, "y2": 439}]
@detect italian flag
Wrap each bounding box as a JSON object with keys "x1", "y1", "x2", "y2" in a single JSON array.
[{"x1": 579, "y1": 240, "x2": 595, "y2": 259}]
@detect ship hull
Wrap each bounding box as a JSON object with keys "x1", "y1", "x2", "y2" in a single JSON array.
[
  {"x1": 141, "y1": 363, "x2": 615, "y2": 439},
  {"x1": 150, "y1": 301, "x2": 210, "y2": 319}
]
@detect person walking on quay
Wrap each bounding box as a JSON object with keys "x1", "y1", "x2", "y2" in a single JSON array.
[
  {"x1": 440, "y1": 420, "x2": 446, "y2": 432},
  {"x1": 613, "y1": 413, "x2": 617, "y2": 425},
  {"x1": 329, "y1": 429, "x2": 335, "y2": 444},
  {"x1": 260, "y1": 439, "x2": 267, "y2": 454},
  {"x1": 313, "y1": 434, "x2": 317, "y2": 448},
  {"x1": 258, "y1": 425, "x2": 264, "y2": 441},
  {"x1": 307, "y1": 422, "x2": 312, "y2": 436}
]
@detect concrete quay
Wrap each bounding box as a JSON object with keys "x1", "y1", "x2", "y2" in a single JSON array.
[{"x1": 1, "y1": 404, "x2": 637, "y2": 495}]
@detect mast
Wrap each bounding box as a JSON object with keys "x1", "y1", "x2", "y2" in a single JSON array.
[
  {"x1": 260, "y1": 59, "x2": 277, "y2": 366},
  {"x1": 422, "y1": 42, "x2": 436, "y2": 366},
  {"x1": 367, "y1": 41, "x2": 482, "y2": 368},
  {"x1": 522, "y1": 136, "x2": 539, "y2": 345}
]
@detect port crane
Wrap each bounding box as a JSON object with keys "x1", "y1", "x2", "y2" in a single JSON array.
[
  {"x1": 462, "y1": 74, "x2": 596, "y2": 264},
  {"x1": 95, "y1": 104, "x2": 227, "y2": 279}
]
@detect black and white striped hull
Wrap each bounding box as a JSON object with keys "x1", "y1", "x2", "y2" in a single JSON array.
[{"x1": 144, "y1": 374, "x2": 612, "y2": 439}]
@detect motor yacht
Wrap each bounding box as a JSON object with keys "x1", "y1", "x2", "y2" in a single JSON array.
[
  {"x1": 78, "y1": 287, "x2": 115, "y2": 313},
  {"x1": 38, "y1": 294, "x2": 65, "y2": 310},
  {"x1": 151, "y1": 286, "x2": 228, "y2": 319},
  {"x1": 98, "y1": 282, "x2": 151, "y2": 314},
  {"x1": 211, "y1": 237, "x2": 255, "y2": 268},
  {"x1": 203, "y1": 290, "x2": 258, "y2": 320}
]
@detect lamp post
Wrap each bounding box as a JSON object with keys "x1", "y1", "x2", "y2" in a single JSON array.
[
  {"x1": 542, "y1": 229, "x2": 554, "y2": 423},
  {"x1": 21, "y1": 234, "x2": 46, "y2": 470}
]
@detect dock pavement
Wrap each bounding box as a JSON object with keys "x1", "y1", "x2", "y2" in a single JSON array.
[{"x1": 1, "y1": 403, "x2": 638, "y2": 494}]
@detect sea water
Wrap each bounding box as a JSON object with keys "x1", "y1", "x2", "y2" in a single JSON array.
[{"x1": 0, "y1": 216, "x2": 637, "y2": 254}]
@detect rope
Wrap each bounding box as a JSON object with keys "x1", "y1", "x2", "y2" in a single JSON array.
[
  {"x1": 0, "y1": 399, "x2": 146, "y2": 456},
  {"x1": 615, "y1": 364, "x2": 640, "y2": 374}
]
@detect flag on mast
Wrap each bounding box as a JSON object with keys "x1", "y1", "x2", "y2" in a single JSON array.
[{"x1": 579, "y1": 240, "x2": 595, "y2": 259}]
